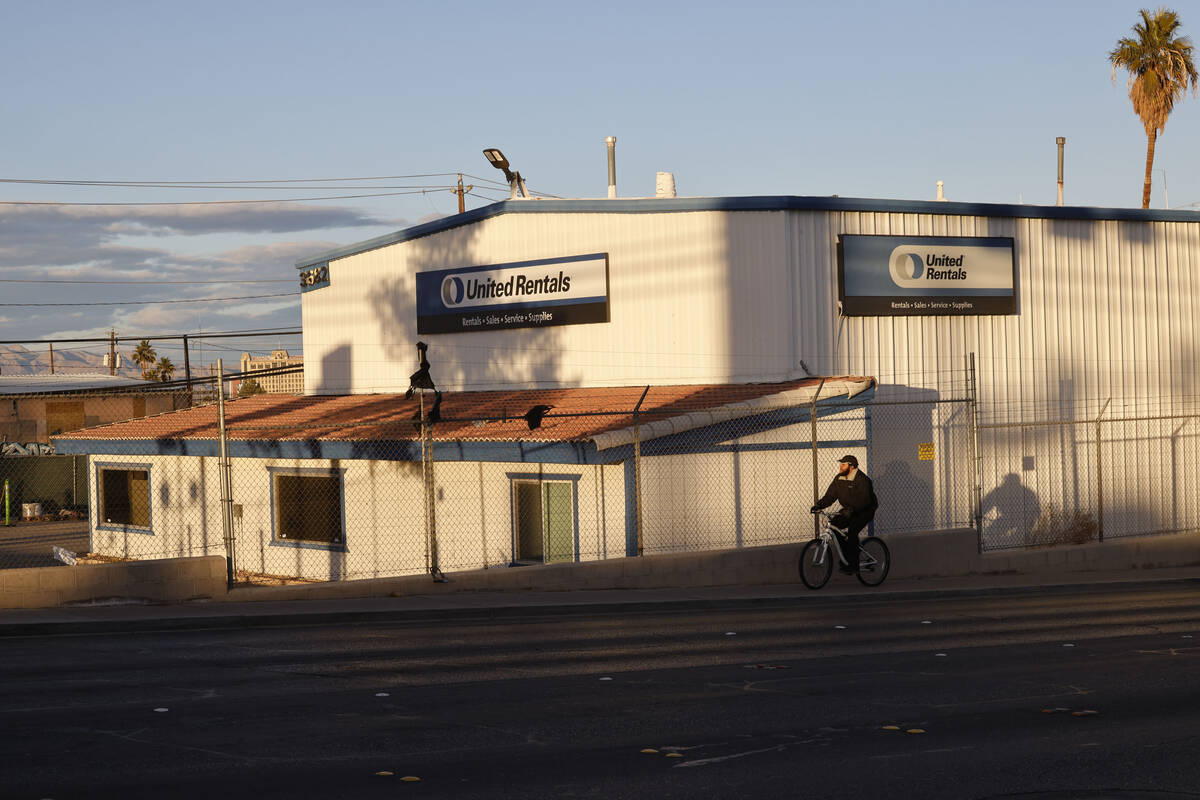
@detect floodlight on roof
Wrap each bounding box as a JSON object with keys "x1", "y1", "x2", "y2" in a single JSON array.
[
  {"x1": 482, "y1": 148, "x2": 509, "y2": 172},
  {"x1": 482, "y1": 147, "x2": 529, "y2": 199}
]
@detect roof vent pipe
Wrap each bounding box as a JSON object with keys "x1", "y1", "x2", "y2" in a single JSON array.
[
  {"x1": 1056, "y1": 136, "x2": 1065, "y2": 206},
  {"x1": 606, "y1": 136, "x2": 617, "y2": 198},
  {"x1": 656, "y1": 171, "x2": 676, "y2": 198},
  {"x1": 936, "y1": 180, "x2": 946, "y2": 201}
]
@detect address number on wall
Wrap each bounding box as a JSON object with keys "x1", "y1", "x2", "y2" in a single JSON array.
[{"x1": 300, "y1": 264, "x2": 330, "y2": 292}]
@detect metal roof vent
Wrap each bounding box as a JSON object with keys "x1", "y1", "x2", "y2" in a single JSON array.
[
  {"x1": 606, "y1": 136, "x2": 617, "y2": 198},
  {"x1": 656, "y1": 171, "x2": 676, "y2": 198}
]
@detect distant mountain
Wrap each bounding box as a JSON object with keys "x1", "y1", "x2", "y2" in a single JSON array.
[{"x1": 0, "y1": 344, "x2": 142, "y2": 378}]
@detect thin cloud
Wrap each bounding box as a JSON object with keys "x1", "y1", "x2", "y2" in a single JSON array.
[
  {"x1": 0, "y1": 204, "x2": 403, "y2": 268},
  {"x1": 0, "y1": 202, "x2": 406, "y2": 346}
]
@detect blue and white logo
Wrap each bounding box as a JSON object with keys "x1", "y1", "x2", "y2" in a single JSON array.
[
  {"x1": 839, "y1": 234, "x2": 1016, "y2": 317},
  {"x1": 889, "y1": 247, "x2": 926, "y2": 286},
  {"x1": 441, "y1": 276, "x2": 465, "y2": 307}
]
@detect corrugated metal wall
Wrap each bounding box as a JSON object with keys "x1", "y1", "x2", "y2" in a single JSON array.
[
  {"x1": 302, "y1": 210, "x2": 805, "y2": 394},
  {"x1": 301, "y1": 204, "x2": 1200, "y2": 541},
  {"x1": 305, "y1": 207, "x2": 1200, "y2": 415}
]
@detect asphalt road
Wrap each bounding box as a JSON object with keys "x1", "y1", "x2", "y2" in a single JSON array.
[{"x1": 1, "y1": 582, "x2": 1199, "y2": 799}]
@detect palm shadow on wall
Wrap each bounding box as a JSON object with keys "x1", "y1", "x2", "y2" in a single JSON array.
[{"x1": 366, "y1": 218, "x2": 569, "y2": 391}]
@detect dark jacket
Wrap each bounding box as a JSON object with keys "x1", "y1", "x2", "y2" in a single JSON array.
[{"x1": 814, "y1": 469, "x2": 879, "y2": 517}]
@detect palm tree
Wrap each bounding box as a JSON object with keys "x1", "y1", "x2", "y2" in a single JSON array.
[
  {"x1": 132, "y1": 340, "x2": 157, "y2": 379},
  {"x1": 154, "y1": 356, "x2": 175, "y2": 382},
  {"x1": 238, "y1": 378, "x2": 266, "y2": 397},
  {"x1": 1109, "y1": 8, "x2": 1198, "y2": 209}
]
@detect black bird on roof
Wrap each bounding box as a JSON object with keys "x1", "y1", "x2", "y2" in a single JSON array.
[
  {"x1": 405, "y1": 341, "x2": 435, "y2": 399},
  {"x1": 524, "y1": 404, "x2": 554, "y2": 430}
]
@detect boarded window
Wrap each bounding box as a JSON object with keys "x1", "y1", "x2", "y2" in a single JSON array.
[
  {"x1": 273, "y1": 473, "x2": 343, "y2": 544},
  {"x1": 99, "y1": 468, "x2": 150, "y2": 528},
  {"x1": 46, "y1": 401, "x2": 85, "y2": 435}
]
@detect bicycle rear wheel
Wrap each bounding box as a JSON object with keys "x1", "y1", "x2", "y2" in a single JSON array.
[
  {"x1": 799, "y1": 539, "x2": 832, "y2": 589},
  {"x1": 856, "y1": 537, "x2": 891, "y2": 587}
]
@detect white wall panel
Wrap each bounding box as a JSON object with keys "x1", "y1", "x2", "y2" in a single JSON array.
[
  {"x1": 297, "y1": 202, "x2": 1200, "y2": 544},
  {"x1": 87, "y1": 454, "x2": 627, "y2": 581},
  {"x1": 304, "y1": 211, "x2": 803, "y2": 393},
  {"x1": 303, "y1": 204, "x2": 1200, "y2": 420}
]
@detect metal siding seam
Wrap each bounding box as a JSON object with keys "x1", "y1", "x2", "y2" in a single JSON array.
[{"x1": 786, "y1": 211, "x2": 801, "y2": 379}]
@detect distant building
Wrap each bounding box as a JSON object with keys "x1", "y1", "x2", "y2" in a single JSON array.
[
  {"x1": 239, "y1": 350, "x2": 303, "y2": 394},
  {"x1": 0, "y1": 373, "x2": 183, "y2": 516},
  {"x1": 0, "y1": 374, "x2": 172, "y2": 444}
]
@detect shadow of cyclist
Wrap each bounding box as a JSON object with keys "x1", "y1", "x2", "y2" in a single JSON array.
[{"x1": 981, "y1": 472, "x2": 1039, "y2": 547}]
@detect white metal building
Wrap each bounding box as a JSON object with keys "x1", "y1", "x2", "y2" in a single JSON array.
[
  {"x1": 296, "y1": 195, "x2": 1200, "y2": 412},
  {"x1": 56, "y1": 194, "x2": 1200, "y2": 580},
  {"x1": 294, "y1": 194, "x2": 1200, "y2": 548}
]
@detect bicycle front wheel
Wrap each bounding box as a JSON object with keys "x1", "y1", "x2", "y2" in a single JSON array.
[
  {"x1": 799, "y1": 539, "x2": 832, "y2": 589},
  {"x1": 856, "y1": 537, "x2": 891, "y2": 587}
]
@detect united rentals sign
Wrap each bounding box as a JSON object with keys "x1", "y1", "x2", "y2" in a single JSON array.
[
  {"x1": 837, "y1": 235, "x2": 1016, "y2": 316},
  {"x1": 416, "y1": 253, "x2": 610, "y2": 334}
]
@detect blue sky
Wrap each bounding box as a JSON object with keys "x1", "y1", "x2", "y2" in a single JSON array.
[{"x1": 2, "y1": 0, "x2": 1197, "y2": 367}]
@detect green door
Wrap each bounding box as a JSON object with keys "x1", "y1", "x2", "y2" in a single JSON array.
[{"x1": 542, "y1": 482, "x2": 575, "y2": 564}]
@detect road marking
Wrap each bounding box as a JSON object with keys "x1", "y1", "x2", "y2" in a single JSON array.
[
  {"x1": 871, "y1": 746, "x2": 973, "y2": 760},
  {"x1": 673, "y1": 744, "x2": 787, "y2": 768},
  {"x1": 1136, "y1": 646, "x2": 1200, "y2": 656}
]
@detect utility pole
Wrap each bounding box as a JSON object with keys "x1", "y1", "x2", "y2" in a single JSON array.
[
  {"x1": 182, "y1": 334, "x2": 193, "y2": 407},
  {"x1": 48, "y1": 343, "x2": 54, "y2": 375},
  {"x1": 108, "y1": 329, "x2": 116, "y2": 376},
  {"x1": 454, "y1": 173, "x2": 473, "y2": 214}
]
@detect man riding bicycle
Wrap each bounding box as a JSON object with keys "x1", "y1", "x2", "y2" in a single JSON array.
[{"x1": 810, "y1": 455, "x2": 878, "y2": 574}]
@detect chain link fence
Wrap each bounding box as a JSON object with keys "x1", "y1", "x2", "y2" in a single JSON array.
[
  {"x1": 19, "y1": 371, "x2": 1200, "y2": 580},
  {"x1": 978, "y1": 410, "x2": 1200, "y2": 550},
  {"x1": 40, "y1": 382, "x2": 975, "y2": 583},
  {"x1": 0, "y1": 390, "x2": 191, "y2": 569}
]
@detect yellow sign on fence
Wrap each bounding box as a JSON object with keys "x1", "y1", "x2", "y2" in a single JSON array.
[{"x1": 918, "y1": 442, "x2": 935, "y2": 461}]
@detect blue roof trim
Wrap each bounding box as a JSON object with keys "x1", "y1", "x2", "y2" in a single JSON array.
[
  {"x1": 51, "y1": 436, "x2": 611, "y2": 465},
  {"x1": 295, "y1": 195, "x2": 1200, "y2": 270},
  {"x1": 53, "y1": 386, "x2": 877, "y2": 462}
]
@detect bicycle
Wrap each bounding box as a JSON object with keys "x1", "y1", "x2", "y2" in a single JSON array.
[{"x1": 799, "y1": 510, "x2": 891, "y2": 589}]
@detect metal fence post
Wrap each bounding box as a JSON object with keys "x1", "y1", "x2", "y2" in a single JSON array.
[
  {"x1": 633, "y1": 386, "x2": 649, "y2": 556},
  {"x1": 420, "y1": 390, "x2": 444, "y2": 581},
  {"x1": 215, "y1": 358, "x2": 235, "y2": 587},
  {"x1": 1097, "y1": 398, "x2": 1110, "y2": 542},
  {"x1": 810, "y1": 378, "x2": 826, "y2": 539},
  {"x1": 968, "y1": 353, "x2": 984, "y2": 552}
]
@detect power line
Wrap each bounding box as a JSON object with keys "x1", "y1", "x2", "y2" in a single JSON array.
[
  {"x1": 2, "y1": 182, "x2": 463, "y2": 191},
  {"x1": 0, "y1": 327, "x2": 300, "y2": 345},
  {"x1": 0, "y1": 278, "x2": 295, "y2": 285},
  {"x1": 0, "y1": 172, "x2": 463, "y2": 186},
  {"x1": 0, "y1": 188, "x2": 454, "y2": 207},
  {"x1": 0, "y1": 293, "x2": 298, "y2": 307}
]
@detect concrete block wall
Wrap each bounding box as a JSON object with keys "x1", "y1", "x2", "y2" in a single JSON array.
[
  {"x1": 223, "y1": 528, "x2": 1200, "y2": 604},
  {"x1": 889, "y1": 529, "x2": 1200, "y2": 578},
  {"x1": 0, "y1": 529, "x2": 1196, "y2": 609},
  {"x1": 0, "y1": 556, "x2": 227, "y2": 609}
]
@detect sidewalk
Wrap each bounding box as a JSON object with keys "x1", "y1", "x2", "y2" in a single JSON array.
[{"x1": 2, "y1": 564, "x2": 1197, "y2": 637}]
